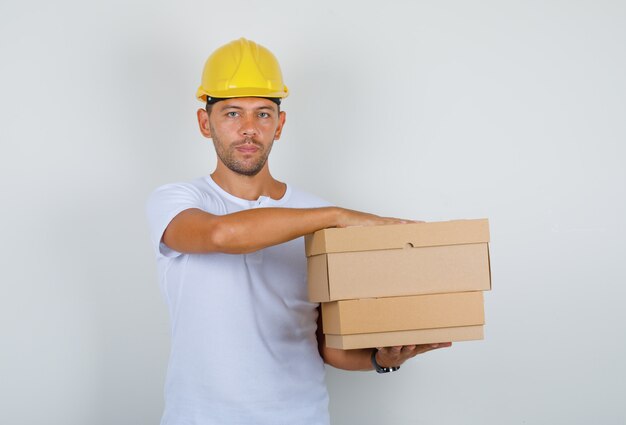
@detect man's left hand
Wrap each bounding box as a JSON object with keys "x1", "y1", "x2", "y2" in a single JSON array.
[{"x1": 375, "y1": 342, "x2": 452, "y2": 368}]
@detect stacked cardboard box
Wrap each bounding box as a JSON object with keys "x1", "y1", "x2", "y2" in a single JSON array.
[{"x1": 305, "y1": 219, "x2": 491, "y2": 349}]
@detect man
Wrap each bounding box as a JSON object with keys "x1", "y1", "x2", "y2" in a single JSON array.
[{"x1": 146, "y1": 37, "x2": 450, "y2": 425}]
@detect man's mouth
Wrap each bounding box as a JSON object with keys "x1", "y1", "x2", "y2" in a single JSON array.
[
  {"x1": 235, "y1": 146, "x2": 259, "y2": 153},
  {"x1": 234, "y1": 140, "x2": 261, "y2": 153}
]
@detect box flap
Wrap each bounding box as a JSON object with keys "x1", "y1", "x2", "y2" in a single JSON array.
[
  {"x1": 307, "y1": 254, "x2": 331, "y2": 302},
  {"x1": 305, "y1": 219, "x2": 490, "y2": 256}
]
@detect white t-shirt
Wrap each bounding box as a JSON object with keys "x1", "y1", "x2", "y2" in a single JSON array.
[{"x1": 146, "y1": 175, "x2": 331, "y2": 425}]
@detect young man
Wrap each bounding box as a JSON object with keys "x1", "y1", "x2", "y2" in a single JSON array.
[{"x1": 146, "y1": 38, "x2": 450, "y2": 425}]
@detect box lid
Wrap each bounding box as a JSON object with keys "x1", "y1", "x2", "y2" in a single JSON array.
[{"x1": 305, "y1": 218, "x2": 490, "y2": 257}]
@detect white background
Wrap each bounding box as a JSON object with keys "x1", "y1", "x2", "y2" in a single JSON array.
[{"x1": 1, "y1": 1, "x2": 625, "y2": 424}]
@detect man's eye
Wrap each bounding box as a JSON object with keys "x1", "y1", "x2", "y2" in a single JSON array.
[
  {"x1": 258, "y1": 112, "x2": 270, "y2": 118},
  {"x1": 227, "y1": 111, "x2": 239, "y2": 117}
]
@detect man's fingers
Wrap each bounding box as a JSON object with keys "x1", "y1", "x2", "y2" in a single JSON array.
[
  {"x1": 394, "y1": 342, "x2": 453, "y2": 357},
  {"x1": 419, "y1": 342, "x2": 453, "y2": 353},
  {"x1": 384, "y1": 218, "x2": 425, "y2": 224},
  {"x1": 381, "y1": 346, "x2": 402, "y2": 354}
]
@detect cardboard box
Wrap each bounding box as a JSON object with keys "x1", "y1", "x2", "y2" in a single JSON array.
[
  {"x1": 322, "y1": 291, "x2": 484, "y2": 335},
  {"x1": 306, "y1": 219, "x2": 491, "y2": 302},
  {"x1": 324, "y1": 325, "x2": 484, "y2": 350}
]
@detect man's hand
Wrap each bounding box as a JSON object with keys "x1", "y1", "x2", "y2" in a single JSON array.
[
  {"x1": 375, "y1": 343, "x2": 453, "y2": 368},
  {"x1": 336, "y1": 208, "x2": 418, "y2": 228}
]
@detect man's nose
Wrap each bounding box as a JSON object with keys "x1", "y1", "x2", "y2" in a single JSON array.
[{"x1": 240, "y1": 115, "x2": 258, "y2": 137}]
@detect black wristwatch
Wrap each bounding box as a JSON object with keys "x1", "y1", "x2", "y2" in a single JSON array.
[{"x1": 371, "y1": 349, "x2": 401, "y2": 373}]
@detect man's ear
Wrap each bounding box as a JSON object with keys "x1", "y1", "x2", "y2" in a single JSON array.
[
  {"x1": 197, "y1": 108, "x2": 212, "y2": 138},
  {"x1": 274, "y1": 111, "x2": 287, "y2": 140}
]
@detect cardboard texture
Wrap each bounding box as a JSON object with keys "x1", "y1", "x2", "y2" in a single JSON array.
[
  {"x1": 321, "y1": 291, "x2": 484, "y2": 335},
  {"x1": 305, "y1": 218, "x2": 490, "y2": 256},
  {"x1": 306, "y1": 219, "x2": 491, "y2": 302},
  {"x1": 324, "y1": 325, "x2": 484, "y2": 350}
]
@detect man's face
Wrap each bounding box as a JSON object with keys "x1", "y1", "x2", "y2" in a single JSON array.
[{"x1": 201, "y1": 97, "x2": 285, "y2": 177}]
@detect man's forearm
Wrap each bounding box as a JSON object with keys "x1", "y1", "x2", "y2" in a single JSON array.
[
  {"x1": 323, "y1": 347, "x2": 375, "y2": 371},
  {"x1": 210, "y1": 207, "x2": 341, "y2": 253},
  {"x1": 164, "y1": 206, "x2": 340, "y2": 254}
]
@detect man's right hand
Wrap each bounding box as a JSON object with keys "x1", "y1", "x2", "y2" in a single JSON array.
[{"x1": 335, "y1": 208, "x2": 417, "y2": 228}]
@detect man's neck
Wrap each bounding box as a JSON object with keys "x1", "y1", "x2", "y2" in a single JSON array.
[{"x1": 210, "y1": 166, "x2": 286, "y2": 201}]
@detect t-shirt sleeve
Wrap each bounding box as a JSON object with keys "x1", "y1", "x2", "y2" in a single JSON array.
[{"x1": 145, "y1": 183, "x2": 205, "y2": 259}]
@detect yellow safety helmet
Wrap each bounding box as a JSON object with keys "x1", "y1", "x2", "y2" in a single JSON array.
[{"x1": 196, "y1": 37, "x2": 289, "y2": 104}]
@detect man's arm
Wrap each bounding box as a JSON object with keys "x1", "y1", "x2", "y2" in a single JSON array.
[
  {"x1": 163, "y1": 206, "x2": 408, "y2": 254},
  {"x1": 316, "y1": 308, "x2": 452, "y2": 371}
]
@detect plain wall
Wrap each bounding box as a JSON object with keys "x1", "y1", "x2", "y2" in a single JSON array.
[{"x1": 1, "y1": 0, "x2": 625, "y2": 424}]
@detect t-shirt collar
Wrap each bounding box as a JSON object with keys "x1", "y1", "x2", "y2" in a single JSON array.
[{"x1": 205, "y1": 175, "x2": 291, "y2": 208}]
